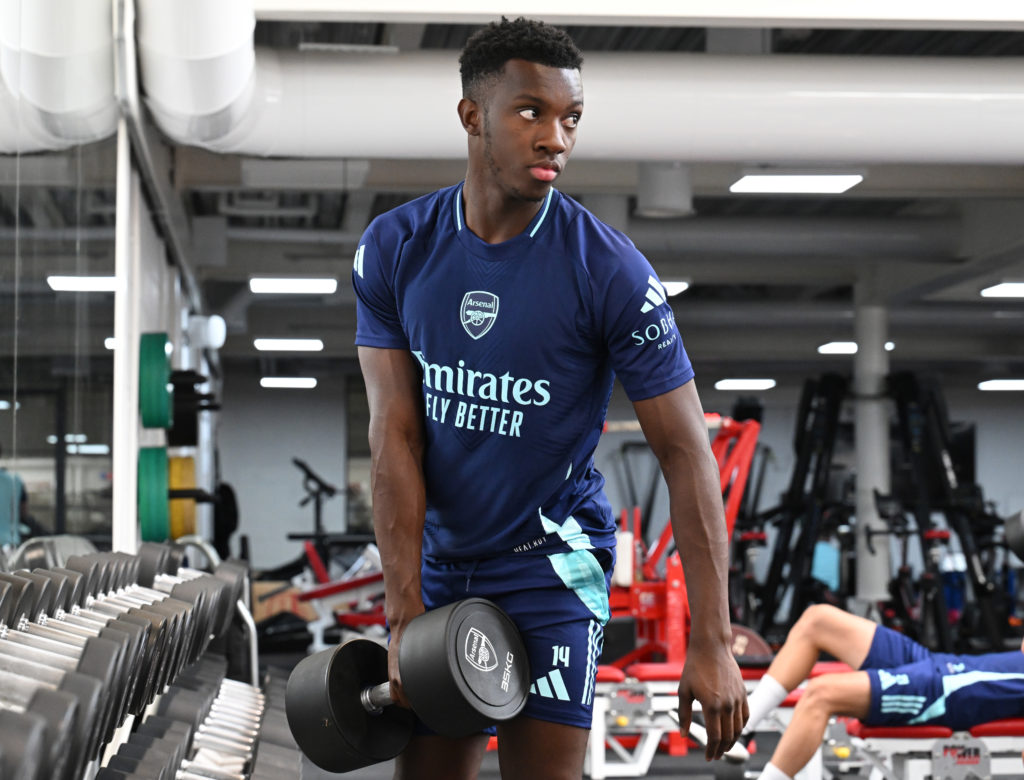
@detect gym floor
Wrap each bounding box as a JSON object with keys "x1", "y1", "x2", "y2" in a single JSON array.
[{"x1": 300, "y1": 741, "x2": 776, "y2": 778}]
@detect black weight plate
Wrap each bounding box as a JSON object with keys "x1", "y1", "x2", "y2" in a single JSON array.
[
  {"x1": 286, "y1": 639, "x2": 414, "y2": 772},
  {"x1": 0, "y1": 708, "x2": 47, "y2": 780},
  {"x1": 13, "y1": 570, "x2": 57, "y2": 620},
  {"x1": 400, "y1": 598, "x2": 529, "y2": 736},
  {"x1": 27, "y1": 569, "x2": 73, "y2": 614},
  {"x1": 25, "y1": 687, "x2": 78, "y2": 780},
  {"x1": 0, "y1": 579, "x2": 12, "y2": 626},
  {"x1": 57, "y1": 672, "x2": 106, "y2": 767},
  {"x1": 136, "y1": 544, "x2": 170, "y2": 588},
  {"x1": 0, "y1": 572, "x2": 39, "y2": 625},
  {"x1": 62, "y1": 557, "x2": 102, "y2": 600},
  {"x1": 49, "y1": 568, "x2": 87, "y2": 609}
]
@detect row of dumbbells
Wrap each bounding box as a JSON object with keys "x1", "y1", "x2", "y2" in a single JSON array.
[
  {"x1": 95, "y1": 656, "x2": 302, "y2": 779},
  {"x1": 0, "y1": 543, "x2": 247, "y2": 780}
]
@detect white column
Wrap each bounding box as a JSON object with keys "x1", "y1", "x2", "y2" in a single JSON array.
[
  {"x1": 853, "y1": 278, "x2": 891, "y2": 604},
  {"x1": 111, "y1": 117, "x2": 141, "y2": 553}
]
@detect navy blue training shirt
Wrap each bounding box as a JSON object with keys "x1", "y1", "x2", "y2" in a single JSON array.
[{"x1": 353, "y1": 184, "x2": 694, "y2": 561}]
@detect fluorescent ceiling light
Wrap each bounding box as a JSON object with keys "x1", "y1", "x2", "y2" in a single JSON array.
[
  {"x1": 249, "y1": 277, "x2": 338, "y2": 294},
  {"x1": 260, "y1": 377, "x2": 318, "y2": 389},
  {"x1": 817, "y1": 341, "x2": 894, "y2": 354},
  {"x1": 818, "y1": 341, "x2": 858, "y2": 354},
  {"x1": 663, "y1": 281, "x2": 690, "y2": 297},
  {"x1": 67, "y1": 443, "x2": 110, "y2": 455},
  {"x1": 47, "y1": 434, "x2": 87, "y2": 444},
  {"x1": 980, "y1": 282, "x2": 1024, "y2": 298},
  {"x1": 0, "y1": 400, "x2": 19, "y2": 411},
  {"x1": 730, "y1": 174, "x2": 863, "y2": 194},
  {"x1": 714, "y1": 378, "x2": 776, "y2": 391},
  {"x1": 253, "y1": 338, "x2": 324, "y2": 352},
  {"x1": 47, "y1": 275, "x2": 117, "y2": 292},
  {"x1": 978, "y1": 379, "x2": 1024, "y2": 391}
]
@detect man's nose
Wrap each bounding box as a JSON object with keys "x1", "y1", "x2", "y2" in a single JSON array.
[{"x1": 536, "y1": 120, "x2": 568, "y2": 155}]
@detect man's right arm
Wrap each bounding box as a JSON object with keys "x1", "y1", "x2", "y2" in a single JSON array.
[{"x1": 358, "y1": 345, "x2": 426, "y2": 707}]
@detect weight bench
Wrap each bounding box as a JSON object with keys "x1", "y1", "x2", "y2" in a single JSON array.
[
  {"x1": 826, "y1": 717, "x2": 1024, "y2": 780},
  {"x1": 586, "y1": 660, "x2": 853, "y2": 779},
  {"x1": 295, "y1": 572, "x2": 385, "y2": 653}
]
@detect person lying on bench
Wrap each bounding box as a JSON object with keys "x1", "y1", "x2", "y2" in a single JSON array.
[{"x1": 741, "y1": 604, "x2": 1024, "y2": 780}]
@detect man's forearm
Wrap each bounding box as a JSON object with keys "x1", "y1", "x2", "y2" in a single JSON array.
[
  {"x1": 369, "y1": 430, "x2": 427, "y2": 626},
  {"x1": 666, "y1": 446, "x2": 732, "y2": 646}
]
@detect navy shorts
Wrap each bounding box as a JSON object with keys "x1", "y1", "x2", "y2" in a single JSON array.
[
  {"x1": 862, "y1": 625, "x2": 1024, "y2": 729},
  {"x1": 417, "y1": 547, "x2": 613, "y2": 731}
]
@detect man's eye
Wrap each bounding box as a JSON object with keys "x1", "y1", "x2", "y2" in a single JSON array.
[
  {"x1": 518, "y1": 108, "x2": 539, "y2": 120},
  {"x1": 563, "y1": 114, "x2": 580, "y2": 129}
]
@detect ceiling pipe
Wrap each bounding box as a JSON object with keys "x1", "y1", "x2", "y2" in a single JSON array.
[
  {"x1": 0, "y1": 0, "x2": 117, "y2": 153},
  {"x1": 134, "y1": 1, "x2": 1024, "y2": 163}
]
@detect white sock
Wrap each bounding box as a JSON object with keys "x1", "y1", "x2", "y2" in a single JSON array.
[
  {"x1": 758, "y1": 761, "x2": 793, "y2": 780},
  {"x1": 743, "y1": 673, "x2": 789, "y2": 734}
]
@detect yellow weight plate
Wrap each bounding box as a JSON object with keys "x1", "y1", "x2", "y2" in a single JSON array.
[{"x1": 169, "y1": 455, "x2": 197, "y2": 539}]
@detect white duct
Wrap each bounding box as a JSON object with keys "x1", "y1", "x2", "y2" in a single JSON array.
[
  {"x1": 134, "y1": 2, "x2": 1024, "y2": 163},
  {"x1": 0, "y1": 0, "x2": 117, "y2": 153}
]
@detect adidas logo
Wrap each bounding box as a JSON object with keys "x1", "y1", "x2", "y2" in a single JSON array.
[
  {"x1": 640, "y1": 275, "x2": 667, "y2": 313},
  {"x1": 530, "y1": 669, "x2": 570, "y2": 701}
]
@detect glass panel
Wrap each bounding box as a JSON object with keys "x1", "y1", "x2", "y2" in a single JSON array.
[{"x1": 0, "y1": 138, "x2": 118, "y2": 546}]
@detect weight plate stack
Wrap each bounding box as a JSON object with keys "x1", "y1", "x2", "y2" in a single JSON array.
[
  {"x1": 139, "y1": 447, "x2": 170, "y2": 542},
  {"x1": 139, "y1": 332, "x2": 173, "y2": 429}
]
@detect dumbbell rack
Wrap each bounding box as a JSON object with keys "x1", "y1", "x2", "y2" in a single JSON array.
[{"x1": 0, "y1": 543, "x2": 304, "y2": 779}]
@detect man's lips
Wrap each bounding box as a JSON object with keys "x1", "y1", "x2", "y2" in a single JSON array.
[{"x1": 529, "y1": 165, "x2": 558, "y2": 182}]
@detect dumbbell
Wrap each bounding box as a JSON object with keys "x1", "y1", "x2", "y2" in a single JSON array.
[
  {"x1": 0, "y1": 574, "x2": 126, "y2": 756},
  {"x1": 286, "y1": 597, "x2": 530, "y2": 772},
  {"x1": 0, "y1": 638, "x2": 106, "y2": 774},
  {"x1": 64, "y1": 554, "x2": 213, "y2": 692},
  {"x1": 29, "y1": 566, "x2": 165, "y2": 716},
  {"x1": 4, "y1": 568, "x2": 149, "y2": 729}
]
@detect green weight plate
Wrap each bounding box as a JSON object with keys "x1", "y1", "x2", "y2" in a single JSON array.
[
  {"x1": 139, "y1": 333, "x2": 173, "y2": 429},
  {"x1": 138, "y1": 447, "x2": 170, "y2": 542}
]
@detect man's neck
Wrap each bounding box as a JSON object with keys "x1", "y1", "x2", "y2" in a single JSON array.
[{"x1": 461, "y1": 171, "x2": 544, "y2": 245}]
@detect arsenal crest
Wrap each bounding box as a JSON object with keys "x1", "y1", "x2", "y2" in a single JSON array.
[{"x1": 460, "y1": 291, "x2": 499, "y2": 340}]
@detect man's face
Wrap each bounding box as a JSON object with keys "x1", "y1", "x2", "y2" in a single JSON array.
[{"x1": 476, "y1": 59, "x2": 583, "y2": 203}]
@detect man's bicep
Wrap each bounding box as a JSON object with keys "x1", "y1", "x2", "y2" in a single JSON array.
[{"x1": 358, "y1": 346, "x2": 423, "y2": 431}]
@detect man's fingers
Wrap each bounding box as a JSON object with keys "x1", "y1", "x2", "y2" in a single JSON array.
[
  {"x1": 703, "y1": 712, "x2": 722, "y2": 761},
  {"x1": 676, "y1": 696, "x2": 693, "y2": 735}
]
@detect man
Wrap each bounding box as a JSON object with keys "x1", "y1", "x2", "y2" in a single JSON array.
[
  {"x1": 742, "y1": 604, "x2": 1024, "y2": 780},
  {"x1": 0, "y1": 441, "x2": 28, "y2": 549},
  {"x1": 353, "y1": 17, "x2": 746, "y2": 779}
]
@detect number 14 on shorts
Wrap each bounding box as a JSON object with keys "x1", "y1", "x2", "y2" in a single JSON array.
[{"x1": 552, "y1": 645, "x2": 570, "y2": 667}]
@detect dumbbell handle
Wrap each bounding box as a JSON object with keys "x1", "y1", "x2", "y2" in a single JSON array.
[{"x1": 359, "y1": 682, "x2": 395, "y2": 715}]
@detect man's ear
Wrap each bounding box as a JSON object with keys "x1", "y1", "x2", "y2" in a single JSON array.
[{"x1": 458, "y1": 97, "x2": 483, "y2": 136}]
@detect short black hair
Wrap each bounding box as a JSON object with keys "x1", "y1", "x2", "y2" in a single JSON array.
[{"x1": 459, "y1": 17, "x2": 583, "y2": 100}]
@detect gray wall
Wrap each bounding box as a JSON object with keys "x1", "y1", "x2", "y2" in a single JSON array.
[{"x1": 218, "y1": 369, "x2": 349, "y2": 568}]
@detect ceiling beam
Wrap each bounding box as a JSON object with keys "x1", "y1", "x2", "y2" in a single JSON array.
[{"x1": 250, "y1": 1, "x2": 1024, "y2": 31}]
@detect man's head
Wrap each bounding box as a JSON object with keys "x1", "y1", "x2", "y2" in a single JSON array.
[
  {"x1": 459, "y1": 17, "x2": 583, "y2": 104},
  {"x1": 458, "y1": 18, "x2": 584, "y2": 203}
]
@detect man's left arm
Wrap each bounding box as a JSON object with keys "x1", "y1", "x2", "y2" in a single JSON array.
[{"x1": 633, "y1": 379, "x2": 748, "y2": 760}]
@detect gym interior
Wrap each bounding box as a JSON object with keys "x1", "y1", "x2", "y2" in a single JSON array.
[{"x1": 2, "y1": 3, "x2": 1024, "y2": 779}]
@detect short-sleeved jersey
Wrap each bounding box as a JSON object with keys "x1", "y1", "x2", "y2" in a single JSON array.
[{"x1": 353, "y1": 183, "x2": 693, "y2": 560}]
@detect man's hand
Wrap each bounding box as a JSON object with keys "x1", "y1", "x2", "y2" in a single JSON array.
[
  {"x1": 386, "y1": 601, "x2": 425, "y2": 709},
  {"x1": 677, "y1": 643, "x2": 748, "y2": 761}
]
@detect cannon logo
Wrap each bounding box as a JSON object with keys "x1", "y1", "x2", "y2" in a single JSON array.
[
  {"x1": 465, "y1": 628, "x2": 498, "y2": 672},
  {"x1": 461, "y1": 291, "x2": 499, "y2": 340}
]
